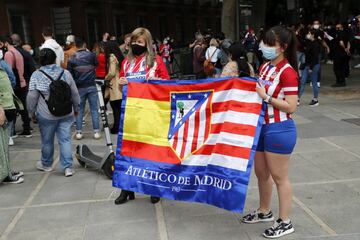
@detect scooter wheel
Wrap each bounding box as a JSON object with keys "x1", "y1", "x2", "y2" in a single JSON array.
[{"x1": 102, "y1": 153, "x2": 115, "y2": 180}]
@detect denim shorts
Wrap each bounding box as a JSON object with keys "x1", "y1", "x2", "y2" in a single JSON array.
[{"x1": 256, "y1": 119, "x2": 297, "y2": 154}]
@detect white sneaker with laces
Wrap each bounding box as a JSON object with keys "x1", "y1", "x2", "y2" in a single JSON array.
[
  {"x1": 9, "y1": 137, "x2": 14, "y2": 146},
  {"x1": 94, "y1": 132, "x2": 101, "y2": 139},
  {"x1": 36, "y1": 161, "x2": 53, "y2": 172},
  {"x1": 76, "y1": 132, "x2": 83, "y2": 140},
  {"x1": 64, "y1": 168, "x2": 73, "y2": 177}
]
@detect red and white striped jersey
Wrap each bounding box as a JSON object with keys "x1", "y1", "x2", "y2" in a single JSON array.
[
  {"x1": 120, "y1": 54, "x2": 170, "y2": 80},
  {"x1": 258, "y1": 59, "x2": 298, "y2": 124}
]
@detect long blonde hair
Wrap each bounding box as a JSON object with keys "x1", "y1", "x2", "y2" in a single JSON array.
[{"x1": 127, "y1": 27, "x2": 155, "y2": 68}]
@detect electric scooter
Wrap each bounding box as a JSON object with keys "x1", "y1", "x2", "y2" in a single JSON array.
[{"x1": 75, "y1": 79, "x2": 114, "y2": 179}]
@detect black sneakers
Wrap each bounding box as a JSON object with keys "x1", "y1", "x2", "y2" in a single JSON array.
[
  {"x1": 309, "y1": 99, "x2": 319, "y2": 106},
  {"x1": 3, "y1": 175, "x2": 24, "y2": 184},
  {"x1": 18, "y1": 130, "x2": 32, "y2": 138},
  {"x1": 242, "y1": 209, "x2": 275, "y2": 223},
  {"x1": 263, "y1": 218, "x2": 294, "y2": 239}
]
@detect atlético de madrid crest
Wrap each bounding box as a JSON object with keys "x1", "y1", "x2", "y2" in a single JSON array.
[{"x1": 168, "y1": 90, "x2": 213, "y2": 160}]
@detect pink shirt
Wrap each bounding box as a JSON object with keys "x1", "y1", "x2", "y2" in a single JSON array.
[{"x1": 4, "y1": 46, "x2": 26, "y2": 88}]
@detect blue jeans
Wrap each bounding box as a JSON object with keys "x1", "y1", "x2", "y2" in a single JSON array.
[
  {"x1": 299, "y1": 64, "x2": 320, "y2": 98},
  {"x1": 76, "y1": 86, "x2": 100, "y2": 132},
  {"x1": 37, "y1": 114, "x2": 74, "y2": 170}
]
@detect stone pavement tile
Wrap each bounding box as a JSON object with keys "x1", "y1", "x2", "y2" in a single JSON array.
[
  {"x1": 86, "y1": 199, "x2": 157, "y2": 226},
  {"x1": 12, "y1": 203, "x2": 89, "y2": 233},
  {"x1": 293, "y1": 182, "x2": 360, "y2": 234},
  {"x1": 0, "y1": 209, "x2": 18, "y2": 235},
  {"x1": 296, "y1": 117, "x2": 358, "y2": 139},
  {"x1": 292, "y1": 114, "x2": 312, "y2": 125},
  {"x1": 162, "y1": 199, "x2": 232, "y2": 221},
  {"x1": 7, "y1": 226, "x2": 84, "y2": 240},
  {"x1": 166, "y1": 213, "x2": 250, "y2": 240},
  {"x1": 300, "y1": 149, "x2": 360, "y2": 165},
  {"x1": 0, "y1": 174, "x2": 43, "y2": 208},
  {"x1": 83, "y1": 220, "x2": 158, "y2": 240},
  {"x1": 322, "y1": 135, "x2": 360, "y2": 149},
  {"x1": 9, "y1": 151, "x2": 42, "y2": 173},
  {"x1": 32, "y1": 170, "x2": 99, "y2": 204},
  {"x1": 91, "y1": 177, "x2": 116, "y2": 199},
  {"x1": 293, "y1": 138, "x2": 334, "y2": 154},
  {"x1": 298, "y1": 234, "x2": 360, "y2": 240}
]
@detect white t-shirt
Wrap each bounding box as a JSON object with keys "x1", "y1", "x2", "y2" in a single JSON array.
[{"x1": 205, "y1": 46, "x2": 219, "y2": 63}]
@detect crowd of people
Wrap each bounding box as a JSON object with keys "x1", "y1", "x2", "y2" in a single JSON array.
[{"x1": 0, "y1": 14, "x2": 360, "y2": 239}]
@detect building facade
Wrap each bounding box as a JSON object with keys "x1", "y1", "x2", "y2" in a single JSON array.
[{"x1": 0, "y1": 0, "x2": 222, "y2": 47}]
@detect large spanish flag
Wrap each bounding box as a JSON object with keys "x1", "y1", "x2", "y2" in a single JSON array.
[{"x1": 113, "y1": 77, "x2": 264, "y2": 212}]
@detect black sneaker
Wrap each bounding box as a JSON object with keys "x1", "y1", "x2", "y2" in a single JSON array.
[
  {"x1": 309, "y1": 99, "x2": 319, "y2": 106},
  {"x1": 18, "y1": 131, "x2": 32, "y2": 138},
  {"x1": 3, "y1": 175, "x2": 24, "y2": 184},
  {"x1": 263, "y1": 218, "x2": 295, "y2": 239},
  {"x1": 11, "y1": 170, "x2": 24, "y2": 178},
  {"x1": 242, "y1": 209, "x2": 274, "y2": 223}
]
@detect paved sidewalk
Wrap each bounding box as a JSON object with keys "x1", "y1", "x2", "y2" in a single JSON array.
[{"x1": 1, "y1": 65, "x2": 360, "y2": 240}]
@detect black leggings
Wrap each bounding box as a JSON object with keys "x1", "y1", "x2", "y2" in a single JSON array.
[{"x1": 110, "y1": 99, "x2": 122, "y2": 131}]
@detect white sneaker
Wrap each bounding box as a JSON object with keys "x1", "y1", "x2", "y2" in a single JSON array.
[
  {"x1": 9, "y1": 137, "x2": 14, "y2": 146},
  {"x1": 94, "y1": 132, "x2": 101, "y2": 139},
  {"x1": 75, "y1": 132, "x2": 83, "y2": 140},
  {"x1": 354, "y1": 63, "x2": 360, "y2": 69},
  {"x1": 36, "y1": 161, "x2": 53, "y2": 172},
  {"x1": 64, "y1": 168, "x2": 73, "y2": 177}
]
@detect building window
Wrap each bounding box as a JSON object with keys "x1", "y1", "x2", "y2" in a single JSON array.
[
  {"x1": 138, "y1": 15, "x2": 147, "y2": 27},
  {"x1": 114, "y1": 15, "x2": 126, "y2": 38},
  {"x1": 8, "y1": 10, "x2": 32, "y2": 44},
  {"x1": 159, "y1": 16, "x2": 167, "y2": 39},
  {"x1": 87, "y1": 14, "x2": 100, "y2": 47},
  {"x1": 52, "y1": 7, "x2": 72, "y2": 45}
]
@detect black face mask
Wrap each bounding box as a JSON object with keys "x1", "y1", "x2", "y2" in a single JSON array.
[{"x1": 131, "y1": 44, "x2": 147, "y2": 56}]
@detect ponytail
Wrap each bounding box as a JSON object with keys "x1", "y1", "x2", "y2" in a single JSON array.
[{"x1": 284, "y1": 28, "x2": 298, "y2": 73}]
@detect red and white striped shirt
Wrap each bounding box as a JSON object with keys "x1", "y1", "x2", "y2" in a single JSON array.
[
  {"x1": 258, "y1": 59, "x2": 298, "y2": 124},
  {"x1": 120, "y1": 54, "x2": 169, "y2": 80}
]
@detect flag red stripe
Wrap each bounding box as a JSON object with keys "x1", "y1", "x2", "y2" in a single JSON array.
[
  {"x1": 204, "y1": 99, "x2": 211, "y2": 143},
  {"x1": 126, "y1": 79, "x2": 257, "y2": 101},
  {"x1": 172, "y1": 131, "x2": 179, "y2": 150},
  {"x1": 195, "y1": 143, "x2": 251, "y2": 160},
  {"x1": 121, "y1": 140, "x2": 181, "y2": 164},
  {"x1": 211, "y1": 123, "x2": 257, "y2": 137},
  {"x1": 212, "y1": 101, "x2": 262, "y2": 115},
  {"x1": 179, "y1": 120, "x2": 189, "y2": 159},
  {"x1": 191, "y1": 110, "x2": 200, "y2": 153}
]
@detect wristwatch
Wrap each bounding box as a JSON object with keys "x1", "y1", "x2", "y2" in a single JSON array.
[{"x1": 264, "y1": 95, "x2": 272, "y2": 104}]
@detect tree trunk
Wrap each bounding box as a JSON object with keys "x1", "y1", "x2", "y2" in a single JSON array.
[{"x1": 221, "y1": 0, "x2": 237, "y2": 40}]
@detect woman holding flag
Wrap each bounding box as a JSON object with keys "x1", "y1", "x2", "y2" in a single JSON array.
[
  {"x1": 115, "y1": 27, "x2": 169, "y2": 205},
  {"x1": 242, "y1": 26, "x2": 299, "y2": 239}
]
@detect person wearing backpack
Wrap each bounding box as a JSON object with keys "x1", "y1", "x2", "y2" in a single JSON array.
[
  {"x1": 27, "y1": 48, "x2": 80, "y2": 177},
  {"x1": 204, "y1": 38, "x2": 220, "y2": 77},
  {"x1": 67, "y1": 37, "x2": 100, "y2": 140}
]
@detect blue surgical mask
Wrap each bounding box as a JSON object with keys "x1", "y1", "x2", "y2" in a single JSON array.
[{"x1": 260, "y1": 44, "x2": 279, "y2": 60}]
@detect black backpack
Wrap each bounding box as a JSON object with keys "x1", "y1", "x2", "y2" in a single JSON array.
[{"x1": 39, "y1": 70, "x2": 73, "y2": 117}]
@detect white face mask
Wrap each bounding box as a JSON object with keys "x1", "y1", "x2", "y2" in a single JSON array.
[
  {"x1": 29, "y1": 49, "x2": 34, "y2": 56},
  {"x1": 306, "y1": 34, "x2": 313, "y2": 40},
  {"x1": 0, "y1": 50, "x2": 3, "y2": 60}
]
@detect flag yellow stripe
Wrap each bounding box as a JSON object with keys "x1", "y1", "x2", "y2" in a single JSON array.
[{"x1": 123, "y1": 97, "x2": 170, "y2": 147}]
